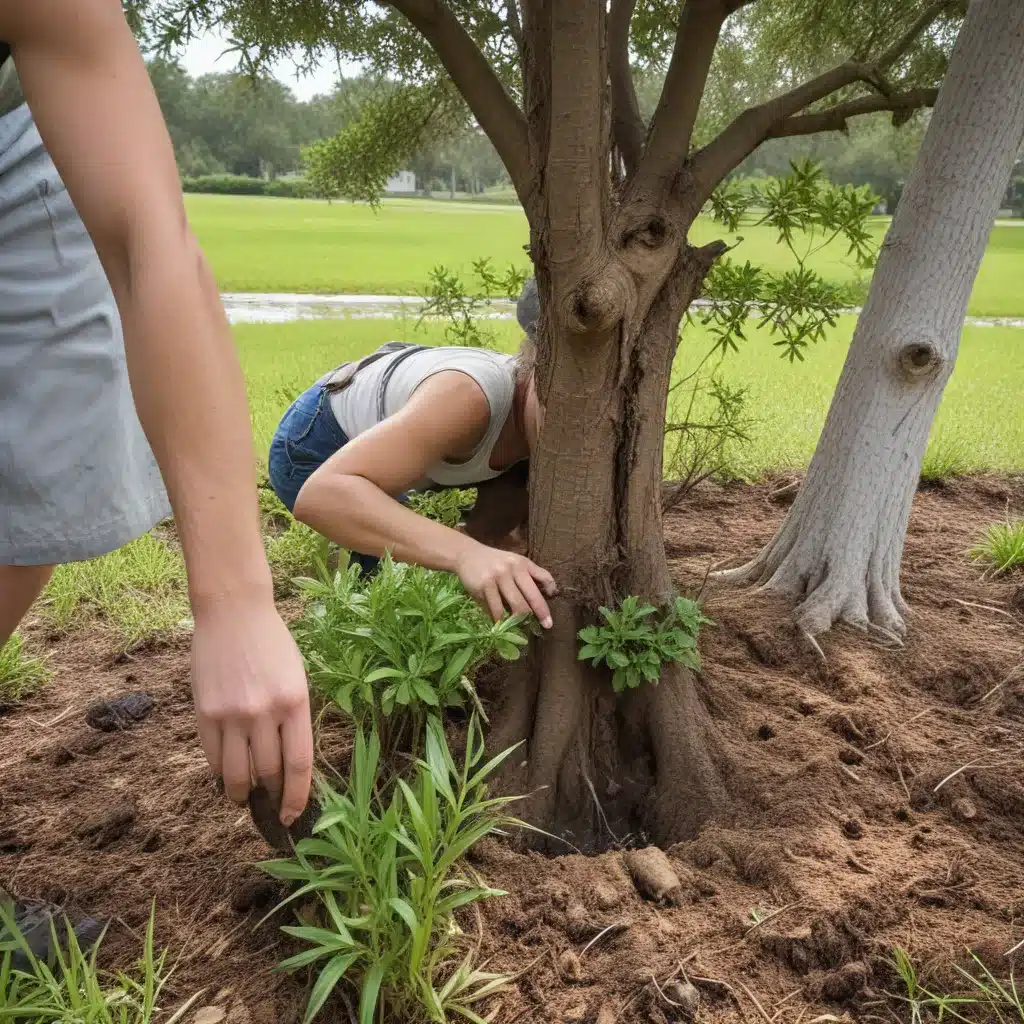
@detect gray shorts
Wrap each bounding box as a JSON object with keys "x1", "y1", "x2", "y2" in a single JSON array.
[{"x1": 0, "y1": 104, "x2": 169, "y2": 565}]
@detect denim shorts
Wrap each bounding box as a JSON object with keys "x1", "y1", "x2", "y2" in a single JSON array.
[{"x1": 268, "y1": 377, "x2": 404, "y2": 576}]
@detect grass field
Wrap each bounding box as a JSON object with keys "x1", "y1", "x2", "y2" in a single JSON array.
[
  {"x1": 237, "y1": 315, "x2": 1024, "y2": 478},
  {"x1": 186, "y1": 194, "x2": 1024, "y2": 318}
]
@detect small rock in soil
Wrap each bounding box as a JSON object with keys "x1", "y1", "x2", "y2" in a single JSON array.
[
  {"x1": 596, "y1": 1007, "x2": 617, "y2": 1024},
  {"x1": 624, "y1": 847, "x2": 682, "y2": 903},
  {"x1": 839, "y1": 747, "x2": 864, "y2": 766},
  {"x1": 557, "y1": 949, "x2": 584, "y2": 983},
  {"x1": 75, "y1": 800, "x2": 136, "y2": 849},
  {"x1": 816, "y1": 960, "x2": 869, "y2": 1001},
  {"x1": 842, "y1": 819, "x2": 863, "y2": 840},
  {"x1": 192, "y1": 1009, "x2": 227, "y2": 1024},
  {"x1": 247, "y1": 786, "x2": 319, "y2": 852},
  {"x1": 661, "y1": 981, "x2": 700, "y2": 1019},
  {"x1": 86, "y1": 691, "x2": 154, "y2": 732},
  {"x1": 951, "y1": 797, "x2": 977, "y2": 821},
  {"x1": 0, "y1": 891, "x2": 104, "y2": 971}
]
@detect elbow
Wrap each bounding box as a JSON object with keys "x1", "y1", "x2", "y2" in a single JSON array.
[{"x1": 292, "y1": 471, "x2": 359, "y2": 530}]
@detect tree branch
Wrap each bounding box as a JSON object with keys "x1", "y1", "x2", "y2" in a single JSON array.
[
  {"x1": 634, "y1": 0, "x2": 734, "y2": 195},
  {"x1": 506, "y1": 0, "x2": 524, "y2": 60},
  {"x1": 690, "y1": 0, "x2": 959, "y2": 198},
  {"x1": 769, "y1": 88, "x2": 939, "y2": 138},
  {"x1": 609, "y1": 0, "x2": 645, "y2": 175},
  {"x1": 386, "y1": 0, "x2": 532, "y2": 203},
  {"x1": 541, "y1": 0, "x2": 610, "y2": 270}
]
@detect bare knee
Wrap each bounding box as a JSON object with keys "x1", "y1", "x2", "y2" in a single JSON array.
[{"x1": 0, "y1": 564, "x2": 56, "y2": 645}]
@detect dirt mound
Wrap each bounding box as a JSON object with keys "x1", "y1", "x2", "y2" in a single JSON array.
[{"x1": 2, "y1": 476, "x2": 1023, "y2": 1022}]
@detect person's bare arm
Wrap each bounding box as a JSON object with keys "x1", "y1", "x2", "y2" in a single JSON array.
[
  {"x1": 294, "y1": 372, "x2": 555, "y2": 625},
  {"x1": 0, "y1": 0, "x2": 312, "y2": 824}
]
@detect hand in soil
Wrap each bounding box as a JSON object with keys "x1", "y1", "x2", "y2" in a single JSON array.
[
  {"x1": 190, "y1": 598, "x2": 313, "y2": 826},
  {"x1": 454, "y1": 542, "x2": 557, "y2": 626},
  {"x1": 248, "y1": 786, "x2": 319, "y2": 852}
]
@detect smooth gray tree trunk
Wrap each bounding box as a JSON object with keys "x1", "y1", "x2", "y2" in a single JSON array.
[{"x1": 717, "y1": 0, "x2": 1024, "y2": 635}]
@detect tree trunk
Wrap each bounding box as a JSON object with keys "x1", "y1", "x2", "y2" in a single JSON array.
[
  {"x1": 716, "y1": 0, "x2": 1024, "y2": 636},
  {"x1": 490, "y1": 249, "x2": 731, "y2": 848}
]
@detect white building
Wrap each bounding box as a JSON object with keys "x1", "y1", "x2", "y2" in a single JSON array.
[{"x1": 385, "y1": 170, "x2": 417, "y2": 194}]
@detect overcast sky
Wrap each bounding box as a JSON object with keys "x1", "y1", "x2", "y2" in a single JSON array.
[{"x1": 178, "y1": 28, "x2": 356, "y2": 100}]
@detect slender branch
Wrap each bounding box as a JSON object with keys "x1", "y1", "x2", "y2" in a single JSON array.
[
  {"x1": 690, "y1": 0, "x2": 959, "y2": 197},
  {"x1": 609, "y1": 0, "x2": 644, "y2": 175},
  {"x1": 769, "y1": 88, "x2": 939, "y2": 138},
  {"x1": 386, "y1": 0, "x2": 532, "y2": 203},
  {"x1": 506, "y1": 0, "x2": 524, "y2": 60},
  {"x1": 634, "y1": 0, "x2": 734, "y2": 194}
]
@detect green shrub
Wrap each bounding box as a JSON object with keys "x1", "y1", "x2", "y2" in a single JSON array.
[
  {"x1": 180, "y1": 174, "x2": 311, "y2": 198},
  {"x1": 407, "y1": 488, "x2": 478, "y2": 529},
  {"x1": 292, "y1": 556, "x2": 529, "y2": 747},
  {"x1": 0, "y1": 633, "x2": 50, "y2": 702},
  {"x1": 260, "y1": 717, "x2": 519, "y2": 1024},
  {"x1": 969, "y1": 519, "x2": 1024, "y2": 575},
  {"x1": 578, "y1": 595, "x2": 712, "y2": 693}
]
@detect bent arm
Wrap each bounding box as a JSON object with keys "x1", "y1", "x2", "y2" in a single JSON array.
[
  {"x1": 294, "y1": 372, "x2": 490, "y2": 571},
  {"x1": 3, "y1": 0, "x2": 269, "y2": 609}
]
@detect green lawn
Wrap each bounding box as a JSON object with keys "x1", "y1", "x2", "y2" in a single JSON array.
[
  {"x1": 187, "y1": 195, "x2": 1024, "y2": 318},
  {"x1": 237, "y1": 316, "x2": 1024, "y2": 477}
]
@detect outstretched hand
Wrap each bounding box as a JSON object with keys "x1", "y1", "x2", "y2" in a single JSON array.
[
  {"x1": 190, "y1": 597, "x2": 313, "y2": 826},
  {"x1": 455, "y1": 541, "x2": 557, "y2": 627}
]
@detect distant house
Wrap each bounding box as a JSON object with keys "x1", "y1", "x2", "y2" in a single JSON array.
[{"x1": 386, "y1": 170, "x2": 417, "y2": 194}]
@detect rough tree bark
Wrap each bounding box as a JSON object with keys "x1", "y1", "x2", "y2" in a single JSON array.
[{"x1": 716, "y1": 0, "x2": 1024, "y2": 637}]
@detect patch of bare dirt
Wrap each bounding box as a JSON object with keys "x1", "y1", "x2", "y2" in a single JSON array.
[{"x1": 2, "y1": 476, "x2": 1023, "y2": 1023}]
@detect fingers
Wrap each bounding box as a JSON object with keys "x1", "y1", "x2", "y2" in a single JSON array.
[
  {"x1": 279, "y1": 704, "x2": 314, "y2": 826},
  {"x1": 249, "y1": 718, "x2": 285, "y2": 805},
  {"x1": 509, "y1": 569, "x2": 552, "y2": 629},
  {"x1": 527, "y1": 560, "x2": 558, "y2": 597},
  {"x1": 221, "y1": 726, "x2": 251, "y2": 804},
  {"x1": 481, "y1": 580, "x2": 505, "y2": 623},
  {"x1": 197, "y1": 718, "x2": 223, "y2": 777}
]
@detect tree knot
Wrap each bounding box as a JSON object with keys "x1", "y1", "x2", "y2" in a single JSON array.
[
  {"x1": 563, "y1": 265, "x2": 634, "y2": 335},
  {"x1": 896, "y1": 341, "x2": 944, "y2": 382}
]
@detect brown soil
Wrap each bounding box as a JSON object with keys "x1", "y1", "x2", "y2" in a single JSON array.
[{"x1": 2, "y1": 476, "x2": 1023, "y2": 1023}]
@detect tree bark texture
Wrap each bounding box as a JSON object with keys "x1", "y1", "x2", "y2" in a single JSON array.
[{"x1": 716, "y1": 0, "x2": 1024, "y2": 636}]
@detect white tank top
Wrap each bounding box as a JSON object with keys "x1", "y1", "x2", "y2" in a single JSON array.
[{"x1": 329, "y1": 346, "x2": 518, "y2": 487}]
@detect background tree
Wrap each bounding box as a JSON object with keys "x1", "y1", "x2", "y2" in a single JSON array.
[
  {"x1": 140, "y1": 0, "x2": 965, "y2": 847},
  {"x1": 717, "y1": 0, "x2": 1024, "y2": 636}
]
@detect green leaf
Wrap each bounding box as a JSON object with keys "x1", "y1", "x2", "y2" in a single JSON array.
[
  {"x1": 388, "y1": 897, "x2": 420, "y2": 933},
  {"x1": 411, "y1": 678, "x2": 441, "y2": 706},
  {"x1": 359, "y1": 960, "x2": 386, "y2": 1024},
  {"x1": 304, "y1": 953, "x2": 360, "y2": 1024},
  {"x1": 365, "y1": 666, "x2": 404, "y2": 683}
]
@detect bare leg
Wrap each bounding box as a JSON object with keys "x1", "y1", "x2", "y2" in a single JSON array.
[{"x1": 0, "y1": 565, "x2": 55, "y2": 647}]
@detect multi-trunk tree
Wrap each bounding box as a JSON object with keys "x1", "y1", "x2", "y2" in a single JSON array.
[{"x1": 140, "y1": 0, "x2": 969, "y2": 846}]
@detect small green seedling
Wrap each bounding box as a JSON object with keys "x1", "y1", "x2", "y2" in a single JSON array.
[
  {"x1": 260, "y1": 716, "x2": 521, "y2": 1024},
  {"x1": 577, "y1": 595, "x2": 712, "y2": 693}
]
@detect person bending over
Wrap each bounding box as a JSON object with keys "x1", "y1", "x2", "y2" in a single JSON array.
[{"x1": 269, "y1": 281, "x2": 557, "y2": 627}]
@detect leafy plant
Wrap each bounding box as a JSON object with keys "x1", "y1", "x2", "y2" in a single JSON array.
[
  {"x1": 260, "y1": 717, "x2": 521, "y2": 1024},
  {"x1": 292, "y1": 556, "x2": 529, "y2": 747},
  {"x1": 697, "y1": 160, "x2": 878, "y2": 363},
  {"x1": 0, "y1": 634, "x2": 50, "y2": 703},
  {"x1": 407, "y1": 488, "x2": 478, "y2": 530},
  {"x1": 969, "y1": 519, "x2": 1024, "y2": 575},
  {"x1": 0, "y1": 902, "x2": 198, "y2": 1024},
  {"x1": 578, "y1": 595, "x2": 712, "y2": 693},
  {"x1": 418, "y1": 259, "x2": 529, "y2": 348}
]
